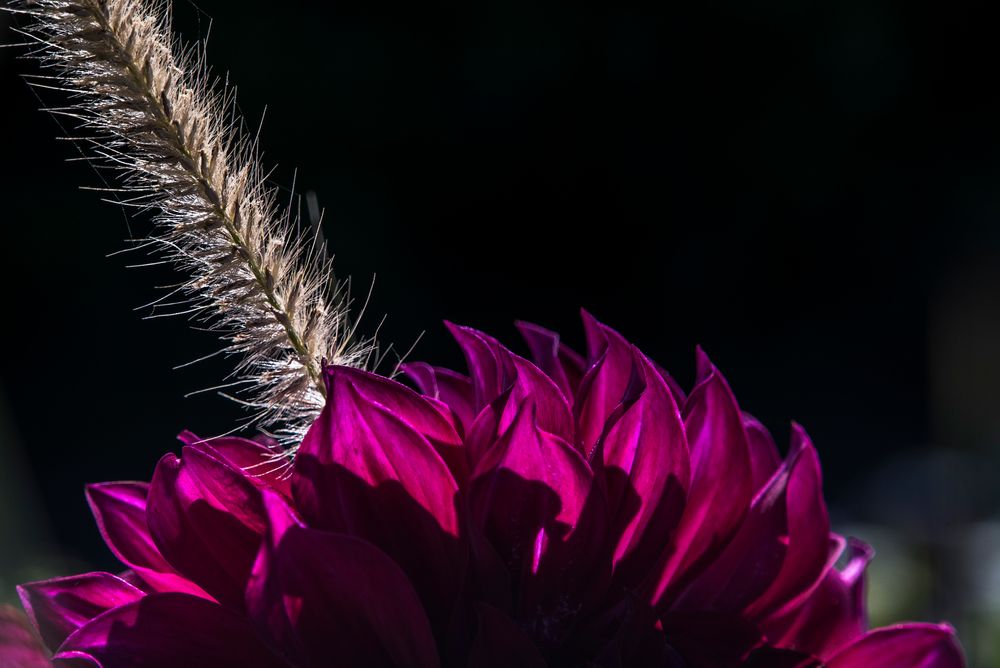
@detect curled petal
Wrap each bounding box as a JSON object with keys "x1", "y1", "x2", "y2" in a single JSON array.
[
  {"x1": 516, "y1": 320, "x2": 586, "y2": 400},
  {"x1": 18, "y1": 572, "x2": 144, "y2": 651},
  {"x1": 402, "y1": 362, "x2": 477, "y2": 434},
  {"x1": 446, "y1": 322, "x2": 512, "y2": 411},
  {"x1": 826, "y1": 624, "x2": 964, "y2": 668},
  {"x1": 85, "y1": 482, "x2": 208, "y2": 599},
  {"x1": 178, "y1": 431, "x2": 292, "y2": 498},
  {"x1": 575, "y1": 312, "x2": 636, "y2": 456},
  {"x1": 602, "y1": 349, "x2": 690, "y2": 591},
  {"x1": 742, "y1": 414, "x2": 782, "y2": 494},
  {"x1": 650, "y1": 354, "x2": 753, "y2": 605},
  {"x1": 146, "y1": 445, "x2": 267, "y2": 609},
  {"x1": 765, "y1": 538, "x2": 872, "y2": 658},
  {"x1": 746, "y1": 425, "x2": 830, "y2": 620},
  {"x1": 55, "y1": 593, "x2": 285, "y2": 668}
]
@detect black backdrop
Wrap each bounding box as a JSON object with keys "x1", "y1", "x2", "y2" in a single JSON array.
[{"x1": 2, "y1": 0, "x2": 999, "y2": 591}]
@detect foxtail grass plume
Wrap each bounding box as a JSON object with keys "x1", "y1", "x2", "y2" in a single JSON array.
[
  {"x1": 6, "y1": 315, "x2": 965, "y2": 666},
  {"x1": 4, "y1": 0, "x2": 372, "y2": 444}
]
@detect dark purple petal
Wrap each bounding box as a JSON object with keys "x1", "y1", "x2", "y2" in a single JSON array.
[
  {"x1": 515, "y1": 320, "x2": 586, "y2": 400},
  {"x1": 85, "y1": 483, "x2": 208, "y2": 599},
  {"x1": 670, "y1": 433, "x2": 818, "y2": 615},
  {"x1": 468, "y1": 603, "x2": 547, "y2": 668},
  {"x1": 745, "y1": 426, "x2": 830, "y2": 620},
  {"x1": 826, "y1": 624, "x2": 964, "y2": 668},
  {"x1": 336, "y1": 367, "x2": 467, "y2": 482},
  {"x1": 742, "y1": 414, "x2": 782, "y2": 493},
  {"x1": 55, "y1": 593, "x2": 285, "y2": 668},
  {"x1": 0, "y1": 605, "x2": 51, "y2": 668},
  {"x1": 470, "y1": 401, "x2": 607, "y2": 628},
  {"x1": 575, "y1": 312, "x2": 636, "y2": 456},
  {"x1": 178, "y1": 431, "x2": 292, "y2": 498},
  {"x1": 292, "y1": 366, "x2": 465, "y2": 634},
  {"x1": 650, "y1": 354, "x2": 753, "y2": 605},
  {"x1": 402, "y1": 362, "x2": 477, "y2": 433},
  {"x1": 247, "y1": 491, "x2": 440, "y2": 668},
  {"x1": 446, "y1": 322, "x2": 512, "y2": 411},
  {"x1": 765, "y1": 539, "x2": 871, "y2": 658},
  {"x1": 601, "y1": 349, "x2": 690, "y2": 591},
  {"x1": 18, "y1": 573, "x2": 143, "y2": 651},
  {"x1": 146, "y1": 445, "x2": 267, "y2": 609},
  {"x1": 447, "y1": 323, "x2": 574, "y2": 441}
]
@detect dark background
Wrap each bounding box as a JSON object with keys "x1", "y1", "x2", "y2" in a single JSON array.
[{"x1": 2, "y1": 1, "x2": 1000, "y2": 664}]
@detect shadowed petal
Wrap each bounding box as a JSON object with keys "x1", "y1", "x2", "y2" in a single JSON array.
[
  {"x1": 742, "y1": 415, "x2": 782, "y2": 494},
  {"x1": 765, "y1": 538, "x2": 872, "y2": 658},
  {"x1": 292, "y1": 366, "x2": 465, "y2": 634},
  {"x1": 826, "y1": 624, "x2": 964, "y2": 668},
  {"x1": 146, "y1": 445, "x2": 267, "y2": 609},
  {"x1": 85, "y1": 483, "x2": 208, "y2": 599},
  {"x1": 470, "y1": 401, "x2": 608, "y2": 630},
  {"x1": 55, "y1": 593, "x2": 285, "y2": 668},
  {"x1": 746, "y1": 426, "x2": 830, "y2": 620},
  {"x1": 515, "y1": 320, "x2": 586, "y2": 400},
  {"x1": 18, "y1": 573, "x2": 143, "y2": 651},
  {"x1": 650, "y1": 352, "x2": 753, "y2": 606},
  {"x1": 446, "y1": 322, "x2": 512, "y2": 412},
  {"x1": 402, "y1": 362, "x2": 477, "y2": 434},
  {"x1": 178, "y1": 431, "x2": 292, "y2": 498},
  {"x1": 601, "y1": 349, "x2": 690, "y2": 591},
  {"x1": 247, "y1": 491, "x2": 440, "y2": 668},
  {"x1": 575, "y1": 312, "x2": 636, "y2": 456}
]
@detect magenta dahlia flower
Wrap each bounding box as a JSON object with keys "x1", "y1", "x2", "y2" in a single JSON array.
[{"x1": 6, "y1": 314, "x2": 963, "y2": 667}]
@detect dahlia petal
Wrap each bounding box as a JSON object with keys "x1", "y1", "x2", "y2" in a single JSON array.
[
  {"x1": 18, "y1": 573, "x2": 143, "y2": 651},
  {"x1": 468, "y1": 603, "x2": 547, "y2": 668},
  {"x1": 85, "y1": 483, "x2": 208, "y2": 598},
  {"x1": 502, "y1": 355, "x2": 575, "y2": 440},
  {"x1": 653, "y1": 361, "x2": 688, "y2": 410},
  {"x1": 575, "y1": 312, "x2": 636, "y2": 455},
  {"x1": 177, "y1": 431, "x2": 292, "y2": 498},
  {"x1": 292, "y1": 367, "x2": 464, "y2": 633},
  {"x1": 765, "y1": 538, "x2": 871, "y2": 658},
  {"x1": 247, "y1": 491, "x2": 440, "y2": 668},
  {"x1": 826, "y1": 624, "x2": 964, "y2": 668},
  {"x1": 0, "y1": 605, "x2": 52, "y2": 668},
  {"x1": 447, "y1": 323, "x2": 574, "y2": 440},
  {"x1": 402, "y1": 362, "x2": 477, "y2": 433},
  {"x1": 515, "y1": 320, "x2": 586, "y2": 400},
  {"x1": 146, "y1": 445, "x2": 267, "y2": 609},
  {"x1": 651, "y1": 355, "x2": 753, "y2": 604},
  {"x1": 745, "y1": 426, "x2": 830, "y2": 620},
  {"x1": 743, "y1": 414, "x2": 783, "y2": 493},
  {"x1": 333, "y1": 367, "x2": 468, "y2": 482},
  {"x1": 55, "y1": 593, "x2": 285, "y2": 668},
  {"x1": 446, "y1": 322, "x2": 512, "y2": 411},
  {"x1": 602, "y1": 349, "x2": 690, "y2": 590},
  {"x1": 671, "y1": 433, "x2": 808, "y2": 614},
  {"x1": 470, "y1": 400, "x2": 607, "y2": 627}
]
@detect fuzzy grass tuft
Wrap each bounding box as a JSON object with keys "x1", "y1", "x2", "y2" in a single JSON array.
[{"x1": 5, "y1": 0, "x2": 374, "y2": 445}]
